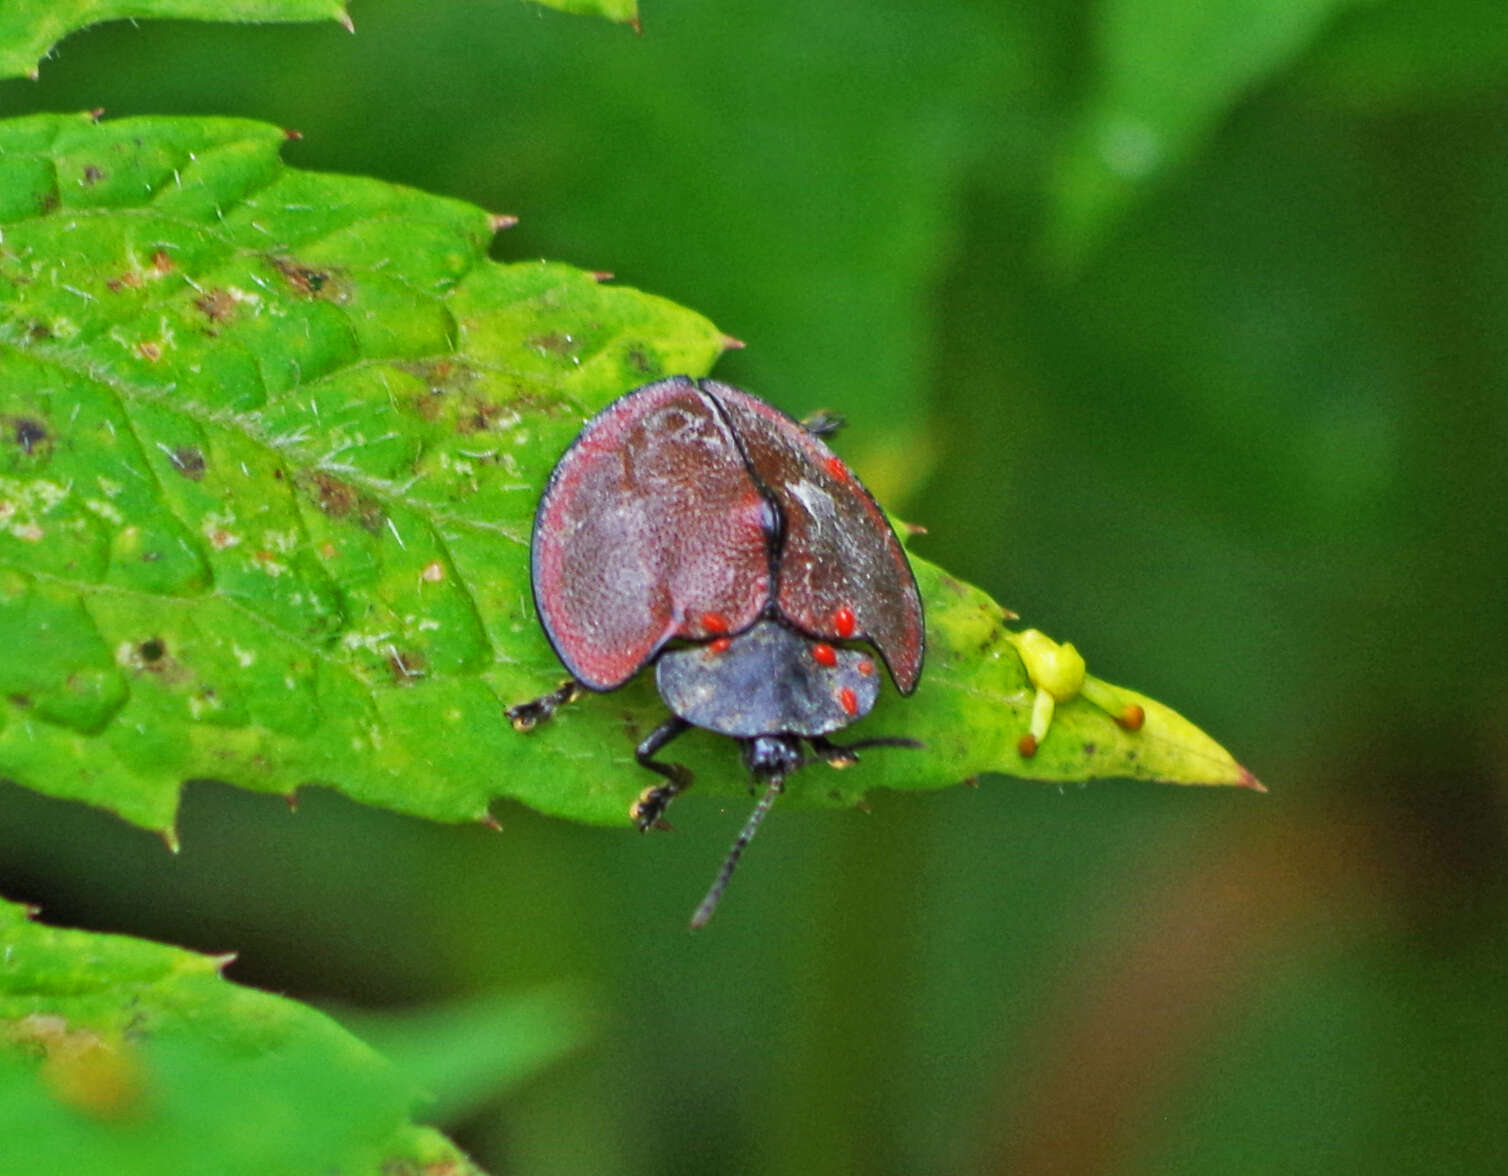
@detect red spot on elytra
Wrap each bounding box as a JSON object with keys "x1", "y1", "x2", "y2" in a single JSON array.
[
  {"x1": 701, "y1": 612, "x2": 730, "y2": 635},
  {"x1": 838, "y1": 687, "x2": 858, "y2": 716},
  {"x1": 833, "y1": 607, "x2": 856, "y2": 638},
  {"x1": 857, "y1": 659, "x2": 875, "y2": 676},
  {"x1": 812, "y1": 643, "x2": 837, "y2": 667},
  {"x1": 709, "y1": 636, "x2": 732, "y2": 653},
  {"x1": 825, "y1": 455, "x2": 848, "y2": 481}
]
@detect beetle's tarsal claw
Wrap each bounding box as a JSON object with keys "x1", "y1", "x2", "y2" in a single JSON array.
[
  {"x1": 506, "y1": 680, "x2": 582, "y2": 731},
  {"x1": 631, "y1": 786, "x2": 673, "y2": 832}
]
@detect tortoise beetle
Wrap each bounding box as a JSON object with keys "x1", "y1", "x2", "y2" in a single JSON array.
[{"x1": 508, "y1": 376, "x2": 924, "y2": 926}]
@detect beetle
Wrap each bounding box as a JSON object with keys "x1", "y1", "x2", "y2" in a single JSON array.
[{"x1": 508, "y1": 376, "x2": 924, "y2": 926}]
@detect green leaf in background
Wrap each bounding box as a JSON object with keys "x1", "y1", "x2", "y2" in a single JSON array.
[
  {"x1": 1049, "y1": 0, "x2": 1367, "y2": 264},
  {"x1": 0, "y1": 0, "x2": 349, "y2": 81},
  {"x1": 0, "y1": 896, "x2": 485, "y2": 1176},
  {"x1": 0, "y1": 113, "x2": 1254, "y2": 843},
  {"x1": 529, "y1": 0, "x2": 640, "y2": 28},
  {"x1": 0, "y1": 0, "x2": 642, "y2": 81}
]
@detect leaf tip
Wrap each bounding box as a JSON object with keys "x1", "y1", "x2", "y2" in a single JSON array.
[
  {"x1": 720, "y1": 334, "x2": 747, "y2": 351},
  {"x1": 87, "y1": 107, "x2": 106, "y2": 123},
  {"x1": 338, "y1": 8, "x2": 356, "y2": 34},
  {"x1": 1237, "y1": 768, "x2": 1267, "y2": 793},
  {"x1": 490, "y1": 212, "x2": 520, "y2": 233},
  {"x1": 589, "y1": 271, "x2": 615, "y2": 283},
  {"x1": 478, "y1": 811, "x2": 503, "y2": 832},
  {"x1": 283, "y1": 127, "x2": 304, "y2": 141}
]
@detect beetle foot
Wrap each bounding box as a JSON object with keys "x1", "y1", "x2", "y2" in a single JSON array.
[
  {"x1": 631, "y1": 770, "x2": 692, "y2": 832},
  {"x1": 506, "y1": 680, "x2": 583, "y2": 732},
  {"x1": 807, "y1": 734, "x2": 921, "y2": 770}
]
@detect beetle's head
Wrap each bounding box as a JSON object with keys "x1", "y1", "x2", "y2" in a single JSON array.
[{"x1": 741, "y1": 733, "x2": 805, "y2": 783}]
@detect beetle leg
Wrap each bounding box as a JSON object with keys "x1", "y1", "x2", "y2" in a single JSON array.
[
  {"x1": 799, "y1": 408, "x2": 845, "y2": 438},
  {"x1": 632, "y1": 716, "x2": 695, "y2": 831},
  {"x1": 806, "y1": 734, "x2": 923, "y2": 770},
  {"x1": 506, "y1": 679, "x2": 584, "y2": 732}
]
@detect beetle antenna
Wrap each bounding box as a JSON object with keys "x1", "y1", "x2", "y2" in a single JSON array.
[{"x1": 689, "y1": 775, "x2": 784, "y2": 930}]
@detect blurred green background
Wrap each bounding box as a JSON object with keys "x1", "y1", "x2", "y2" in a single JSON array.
[{"x1": 3, "y1": 0, "x2": 1506, "y2": 1172}]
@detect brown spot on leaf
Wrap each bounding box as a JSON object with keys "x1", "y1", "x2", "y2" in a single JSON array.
[
  {"x1": 81, "y1": 165, "x2": 105, "y2": 186},
  {"x1": 270, "y1": 255, "x2": 344, "y2": 301},
  {"x1": 194, "y1": 288, "x2": 236, "y2": 324},
  {"x1": 627, "y1": 348, "x2": 659, "y2": 375},
  {"x1": 138, "y1": 638, "x2": 166, "y2": 664},
  {"x1": 136, "y1": 341, "x2": 162, "y2": 362},
  {"x1": 530, "y1": 331, "x2": 578, "y2": 358},
  {"x1": 8, "y1": 693, "x2": 32, "y2": 708},
  {"x1": 151, "y1": 251, "x2": 173, "y2": 274},
  {"x1": 167, "y1": 445, "x2": 205, "y2": 479},
  {"x1": 457, "y1": 397, "x2": 513, "y2": 435},
  {"x1": 387, "y1": 647, "x2": 427, "y2": 684},
  {"x1": 12, "y1": 418, "x2": 47, "y2": 455},
  {"x1": 27, "y1": 322, "x2": 52, "y2": 341},
  {"x1": 303, "y1": 472, "x2": 385, "y2": 533}
]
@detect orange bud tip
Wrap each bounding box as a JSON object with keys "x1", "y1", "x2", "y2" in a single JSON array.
[
  {"x1": 87, "y1": 108, "x2": 106, "y2": 121},
  {"x1": 590, "y1": 271, "x2": 615, "y2": 282},
  {"x1": 282, "y1": 128, "x2": 303, "y2": 141},
  {"x1": 1238, "y1": 769, "x2": 1267, "y2": 793},
  {"x1": 709, "y1": 636, "x2": 732, "y2": 653},
  {"x1": 1017, "y1": 733, "x2": 1038, "y2": 758},
  {"x1": 490, "y1": 213, "x2": 519, "y2": 232},
  {"x1": 26, "y1": 68, "x2": 39, "y2": 82},
  {"x1": 284, "y1": 793, "x2": 299, "y2": 812},
  {"x1": 1116, "y1": 704, "x2": 1145, "y2": 731},
  {"x1": 478, "y1": 812, "x2": 503, "y2": 831},
  {"x1": 720, "y1": 334, "x2": 747, "y2": 350},
  {"x1": 902, "y1": 520, "x2": 929, "y2": 536},
  {"x1": 962, "y1": 776, "x2": 980, "y2": 789},
  {"x1": 628, "y1": 15, "x2": 643, "y2": 34}
]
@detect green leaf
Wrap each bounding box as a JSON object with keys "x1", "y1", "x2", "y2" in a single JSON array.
[
  {"x1": 528, "y1": 0, "x2": 639, "y2": 27},
  {"x1": 1048, "y1": 0, "x2": 1367, "y2": 264},
  {"x1": 0, "y1": 113, "x2": 1254, "y2": 840},
  {"x1": 0, "y1": 896, "x2": 484, "y2": 1176},
  {"x1": 0, "y1": 0, "x2": 349, "y2": 81},
  {"x1": 0, "y1": 0, "x2": 642, "y2": 81}
]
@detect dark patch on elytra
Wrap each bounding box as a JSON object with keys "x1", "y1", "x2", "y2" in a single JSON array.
[
  {"x1": 12, "y1": 418, "x2": 47, "y2": 455},
  {"x1": 303, "y1": 471, "x2": 385, "y2": 533},
  {"x1": 168, "y1": 445, "x2": 206, "y2": 480},
  {"x1": 270, "y1": 256, "x2": 343, "y2": 300}
]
